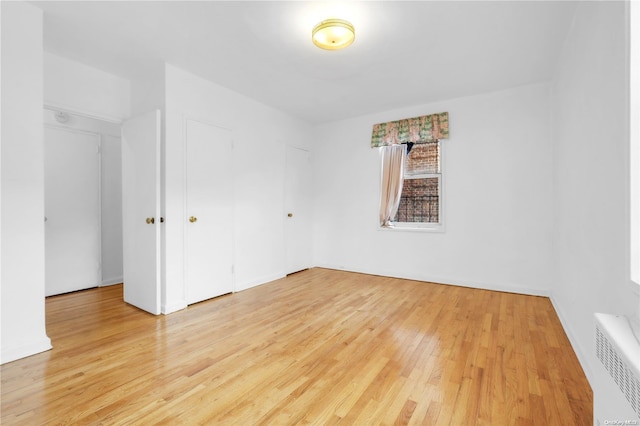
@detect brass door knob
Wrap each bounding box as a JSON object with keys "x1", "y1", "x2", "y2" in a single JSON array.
[
  {"x1": 189, "y1": 216, "x2": 198, "y2": 223},
  {"x1": 146, "y1": 217, "x2": 155, "y2": 224},
  {"x1": 287, "y1": 213, "x2": 293, "y2": 217}
]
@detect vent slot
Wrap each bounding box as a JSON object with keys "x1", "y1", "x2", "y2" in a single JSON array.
[{"x1": 595, "y1": 314, "x2": 640, "y2": 418}]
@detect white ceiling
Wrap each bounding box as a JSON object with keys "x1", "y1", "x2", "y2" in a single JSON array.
[{"x1": 32, "y1": 1, "x2": 579, "y2": 124}]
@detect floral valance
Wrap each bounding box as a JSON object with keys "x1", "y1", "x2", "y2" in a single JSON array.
[{"x1": 371, "y1": 112, "x2": 449, "y2": 148}]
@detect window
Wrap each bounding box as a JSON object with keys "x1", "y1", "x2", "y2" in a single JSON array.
[
  {"x1": 392, "y1": 141, "x2": 442, "y2": 228},
  {"x1": 373, "y1": 111, "x2": 448, "y2": 230},
  {"x1": 631, "y1": 0, "x2": 639, "y2": 286}
]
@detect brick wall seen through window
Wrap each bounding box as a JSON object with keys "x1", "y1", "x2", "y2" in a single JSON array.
[{"x1": 393, "y1": 141, "x2": 441, "y2": 224}]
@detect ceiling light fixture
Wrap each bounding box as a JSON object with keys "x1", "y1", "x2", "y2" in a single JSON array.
[{"x1": 312, "y1": 18, "x2": 355, "y2": 50}]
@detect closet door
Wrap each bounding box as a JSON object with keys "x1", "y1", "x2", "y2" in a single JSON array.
[
  {"x1": 185, "y1": 119, "x2": 234, "y2": 304},
  {"x1": 44, "y1": 126, "x2": 101, "y2": 296},
  {"x1": 284, "y1": 146, "x2": 312, "y2": 274}
]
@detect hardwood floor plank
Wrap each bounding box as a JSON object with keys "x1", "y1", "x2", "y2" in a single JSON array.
[{"x1": 0, "y1": 268, "x2": 592, "y2": 425}]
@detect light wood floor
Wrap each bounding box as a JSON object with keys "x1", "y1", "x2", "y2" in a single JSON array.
[{"x1": 1, "y1": 268, "x2": 591, "y2": 425}]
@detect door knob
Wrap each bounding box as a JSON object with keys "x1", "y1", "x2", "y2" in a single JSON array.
[
  {"x1": 287, "y1": 213, "x2": 293, "y2": 217},
  {"x1": 189, "y1": 216, "x2": 198, "y2": 223},
  {"x1": 146, "y1": 217, "x2": 155, "y2": 224}
]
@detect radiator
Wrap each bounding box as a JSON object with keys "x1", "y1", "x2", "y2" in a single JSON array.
[{"x1": 595, "y1": 313, "x2": 640, "y2": 418}]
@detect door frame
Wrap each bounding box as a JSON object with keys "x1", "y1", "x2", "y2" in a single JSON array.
[{"x1": 43, "y1": 103, "x2": 126, "y2": 288}]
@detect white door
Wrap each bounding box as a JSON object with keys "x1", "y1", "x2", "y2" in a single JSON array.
[
  {"x1": 185, "y1": 119, "x2": 234, "y2": 304},
  {"x1": 44, "y1": 127, "x2": 101, "y2": 296},
  {"x1": 121, "y1": 110, "x2": 161, "y2": 314},
  {"x1": 284, "y1": 146, "x2": 312, "y2": 274}
]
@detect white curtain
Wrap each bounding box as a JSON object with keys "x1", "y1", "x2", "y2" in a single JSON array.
[{"x1": 379, "y1": 144, "x2": 406, "y2": 227}]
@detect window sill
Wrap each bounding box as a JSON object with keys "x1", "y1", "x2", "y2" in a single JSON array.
[{"x1": 378, "y1": 224, "x2": 444, "y2": 233}]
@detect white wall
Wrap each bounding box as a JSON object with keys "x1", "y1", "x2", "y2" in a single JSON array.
[
  {"x1": 551, "y1": 1, "x2": 639, "y2": 422},
  {"x1": 44, "y1": 53, "x2": 131, "y2": 122},
  {"x1": 312, "y1": 83, "x2": 554, "y2": 296},
  {"x1": 131, "y1": 66, "x2": 165, "y2": 117},
  {"x1": 162, "y1": 64, "x2": 312, "y2": 313},
  {"x1": 1, "y1": 2, "x2": 52, "y2": 363}
]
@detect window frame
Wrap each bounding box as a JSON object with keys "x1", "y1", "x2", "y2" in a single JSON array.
[
  {"x1": 382, "y1": 141, "x2": 445, "y2": 232},
  {"x1": 629, "y1": 0, "x2": 640, "y2": 289}
]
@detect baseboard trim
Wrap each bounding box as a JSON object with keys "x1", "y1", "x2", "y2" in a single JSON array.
[
  {"x1": 101, "y1": 276, "x2": 123, "y2": 287},
  {"x1": 313, "y1": 263, "x2": 550, "y2": 297},
  {"x1": 549, "y1": 294, "x2": 595, "y2": 388},
  {"x1": 162, "y1": 300, "x2": 188, "y2": 315},
  {"x1": 1, "y1": 336, "x2": 52, "y2": 365},
  {"x1": 235, "y1": 272, "x2": 286, "y2": 292}
]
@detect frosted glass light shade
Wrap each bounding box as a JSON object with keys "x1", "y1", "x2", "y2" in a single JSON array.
[{"x1": 312, "y1": 19, "x2": 355, "y2": 50}]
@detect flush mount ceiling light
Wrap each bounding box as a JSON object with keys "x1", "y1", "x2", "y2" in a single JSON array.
[{"x1": 312, "y1": 18, "x2": 355, "y2": 50}]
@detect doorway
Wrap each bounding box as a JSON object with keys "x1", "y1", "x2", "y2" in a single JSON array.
[{"x1": 43, "y1": 108, "x2": 123, "y2": 296}]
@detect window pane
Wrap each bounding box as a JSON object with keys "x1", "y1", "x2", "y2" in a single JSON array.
[
  {"x1": 405, "y1": 141, "x2": 439, "y2": 175},
  {"x1": 394, "y1": 177, "x2": 439, "y2": 223}
]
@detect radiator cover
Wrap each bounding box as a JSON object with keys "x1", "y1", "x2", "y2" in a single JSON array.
[{"x1": 595, "y1": 313, "x2": 640, "y2": 418}]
